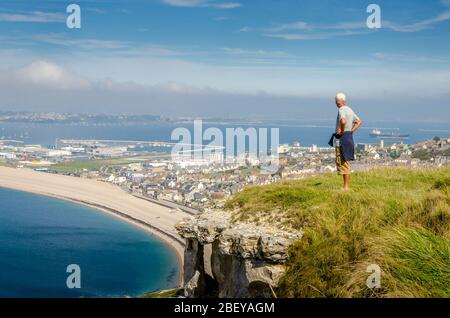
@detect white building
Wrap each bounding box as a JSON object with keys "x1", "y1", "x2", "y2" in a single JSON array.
[{"x1": 47, "y1": 150, "x2": 72, "y2": 157}]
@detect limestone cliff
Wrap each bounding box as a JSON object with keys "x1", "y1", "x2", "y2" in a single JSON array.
[{"x1": 176, "y1": 210, "x2": 302, "y2": 298}]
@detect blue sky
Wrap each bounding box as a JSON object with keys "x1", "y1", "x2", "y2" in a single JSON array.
[{"x1": 0, "y1": 0, "x2": 449, "y2": 121}]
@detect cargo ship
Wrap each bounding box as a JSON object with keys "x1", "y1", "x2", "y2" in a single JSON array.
[{"x1": 370, "y1": 129, "x2": 409, "y2": 139}]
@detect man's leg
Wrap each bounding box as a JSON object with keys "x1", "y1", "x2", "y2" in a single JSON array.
[
  {"x1": 343, "y1": 174, "x2": 350, "y2": 191},
  {"x1": 336, "y1": 146, "x2": 351, "y2": 190}
]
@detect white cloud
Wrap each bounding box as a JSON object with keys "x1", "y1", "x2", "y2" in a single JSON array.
[
  {"x1": 238, "y1": 26, "x2": 250, "y2": 32},
  {"x1": 12, "y1": 60, "x2": 90, "y2": 90},
  {"x1": 29, "y1": 33, "x2": 181, "y2": 57},
  {"x1": 0, "y1": 11, "x2": 65, "y2": 23},
  {"x1": 212, "y1": 2, "x2": 241, "y2": 9},
  {"x1": 86, "y1": 8, "x2": 106, "y2": 14},
  {"x1": 259, "y1": 10, "x2": 450, "y2": 41},
  {"x1": 32, "y1": 34, "x2": 128, "y2": 50},
  {"x1": 163, "y1": 0, "x2": 206, "y2": 7},
  {"x1": 373, "y1": 52, "x2": 450, "y2": 64},
  {"x1": 383, "y1": 10, "x2": 450, "y2": 32},
  {"x1": 222, "y1": 47, "x2": 292, "y2": 58},
  {"x1": 0, "y1": 57, "x2": 449, "y2": 120},
  {"x1": 264, "y1": 30, "x2": 366, "y2": 41},
  {"x1": 162, "y1": 0, "x2": 241, "y2": 9},
  {"x1": 261, "y1": 20, "x2": 367, "y2": 40},
  {"x1": 268, "y1": 21, "x2": 311, "y2": 32}
]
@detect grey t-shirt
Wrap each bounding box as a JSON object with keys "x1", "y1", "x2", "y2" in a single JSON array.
[{"x1": 336, "y1": 106, "x2": 360, "y2": 132}]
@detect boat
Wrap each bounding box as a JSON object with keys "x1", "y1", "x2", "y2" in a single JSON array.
[{"x1": 370, "y1": 128, "x2": 409, "y2": 139}]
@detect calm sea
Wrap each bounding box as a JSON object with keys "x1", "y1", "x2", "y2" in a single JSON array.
[
  {"x1": 0, "y1": 120, "x2": 449, "y2": 148},
  {"x1": 0, "y1": 187, "x2": 179, "y2": 298}
]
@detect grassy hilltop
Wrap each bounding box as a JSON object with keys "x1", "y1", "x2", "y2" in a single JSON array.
[{"x1": 225, "y1": 167, "x2": 450, "y2": 298}]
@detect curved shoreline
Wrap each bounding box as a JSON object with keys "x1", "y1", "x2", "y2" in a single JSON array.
[
  {"x1": 0, "y1": 166, "x2": 189, "y2": 287},
  {"x1": 32, "y1": 192, "x2": 186, "y2": 287}
]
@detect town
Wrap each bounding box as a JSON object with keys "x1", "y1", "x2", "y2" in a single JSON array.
[{"x1": 1, "y1": 136, "x2": 449, "y2": 212}]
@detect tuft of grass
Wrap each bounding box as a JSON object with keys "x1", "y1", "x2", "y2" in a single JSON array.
[
  {"x1": 433, "y1": 177, "x2": 450, "y2": 190},
  {"x1": 359, "y1": 227, "x2": 450, "y2": 298},
  {"x1": 225, "y1": 167, "x2": 450, "y2": 298},
  {"x1": 142, "y1": 288, "x2": 184, "y2": 298}
]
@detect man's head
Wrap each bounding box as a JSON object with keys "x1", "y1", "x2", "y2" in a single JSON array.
[{"x1": 335, "y1": 93, "x2": 347, "y2": 108}]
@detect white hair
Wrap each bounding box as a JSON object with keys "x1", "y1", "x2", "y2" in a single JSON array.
[{"x1": 335, "y1": 93, "x2": 346, "y2": 102}]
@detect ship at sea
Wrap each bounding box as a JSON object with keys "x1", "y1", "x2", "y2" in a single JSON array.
[{"x1": 370, "y1": 128, "x2": 409, "y2": 139}]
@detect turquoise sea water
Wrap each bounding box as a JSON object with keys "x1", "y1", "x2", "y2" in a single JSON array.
[{"x1": 0, "y1": 187, "x2": 179, "y2": 298}]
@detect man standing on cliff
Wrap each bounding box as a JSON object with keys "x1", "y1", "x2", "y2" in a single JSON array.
[{"x1": 331, "y1": 93, "x2": 362, "y2": 191}]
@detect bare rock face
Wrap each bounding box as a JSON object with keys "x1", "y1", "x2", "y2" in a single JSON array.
[
  {"x1": 175, "y1": 210, "x2": 302, "y2": 298},
  {"x1": 184, "y1": 270, "x2": 201, "y2": 298}
]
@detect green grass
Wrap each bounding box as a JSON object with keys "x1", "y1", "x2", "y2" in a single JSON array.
[
  {"x1": 47, "y1": 160, "x2": 106, "y2": 173},
  {"x1": 142, "y1": 288, "x2": 184, "y2": 298},
  {"x1": 43, "y1": 158, "x2": 140, "y2": 174},
  {"x1": 225, "y1": 167, "x2": 450, "y2": 298}
]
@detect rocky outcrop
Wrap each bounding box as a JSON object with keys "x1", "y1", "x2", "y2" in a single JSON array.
[{"x1": 176, "y1": 210, "x2": 302, "y2": 298}]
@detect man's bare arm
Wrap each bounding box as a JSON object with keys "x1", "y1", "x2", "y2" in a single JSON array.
[
  {"x1": 337, "y1": 118, "x2": 347, "y2": 135},
  {"x1": 351, "y1": 120, "x2": 362, "y2": 132}
]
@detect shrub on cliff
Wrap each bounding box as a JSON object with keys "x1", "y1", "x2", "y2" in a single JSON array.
[{"x1": 225, "y1": 167, "x2": 450, "y2": 298}]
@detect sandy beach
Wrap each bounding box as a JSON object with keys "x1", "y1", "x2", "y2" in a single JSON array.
[{"x1": 0, "y1": 166, "x2": 189, "y2": 285}]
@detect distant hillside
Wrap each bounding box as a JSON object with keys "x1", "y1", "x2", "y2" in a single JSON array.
[{"x1": 225, "y1": 167, "x2": 450, "y2": 298}]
